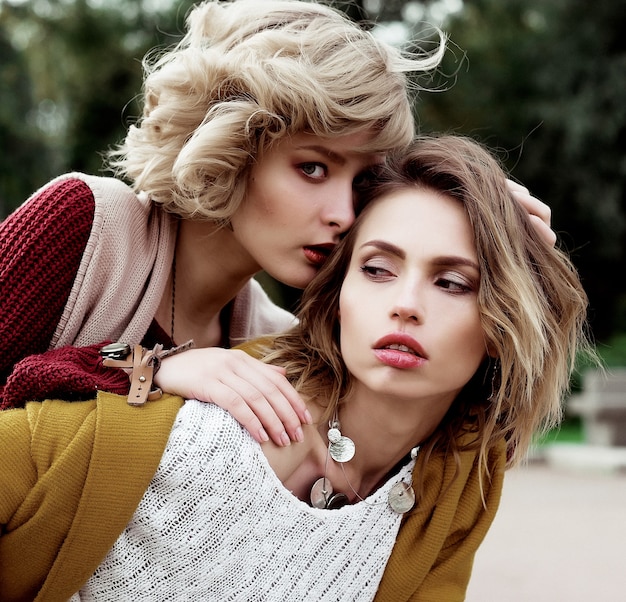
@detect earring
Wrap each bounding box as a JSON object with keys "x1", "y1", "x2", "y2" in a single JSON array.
[{"x1": 488, "y1": 359, "x2": 500, "y2": 401}]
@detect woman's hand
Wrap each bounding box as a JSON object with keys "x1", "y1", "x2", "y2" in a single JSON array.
[
  {"x1": 155, "y1": 348, "x2": 312, "y2": 446},
  {"x1": 506, "y1": 180, "x2": 556, "y2": 246}
]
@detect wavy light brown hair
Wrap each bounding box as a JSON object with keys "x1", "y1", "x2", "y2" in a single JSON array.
[
  {"x1": 259, "y1": 135, "x2": 592, "y2": 476},
  {"x1": 107, "y1": 0, "x2": 445, "y2": 220}
]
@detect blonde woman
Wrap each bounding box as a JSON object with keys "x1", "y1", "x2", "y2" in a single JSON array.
[
  {"x1": 0, "y1": 136, "x2": 588, "y2": 601},
  {"x1": 0, "y1": 1, "x2": 552, "y2": 448}
]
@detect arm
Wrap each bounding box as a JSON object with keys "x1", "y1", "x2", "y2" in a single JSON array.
[
  {"x1": 0, "y1": 179, "x2": 129, "y2": 409},
  {"x1": 0, "y1": 405, "x2": 40, "y2": 601},
  {"x1": 0, "y1": 395, "x2": 182, "y2": 602},
  {"x1": 0, "y1": 178, "x2": 93, "y2": 369},
  {"x1": 155, "y1": 346, "x2": 312, "y2": 446},
  {"x1": 0, "y1": 179, "x2": 307, "y2": 442},
  {"x1": 0, "y1": 407, "x2": 36, "y2": 525}
]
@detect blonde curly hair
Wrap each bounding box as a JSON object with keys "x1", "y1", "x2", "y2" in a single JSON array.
[{"x1": 107, "y1": 0, "x2": 444, "y2": 220}]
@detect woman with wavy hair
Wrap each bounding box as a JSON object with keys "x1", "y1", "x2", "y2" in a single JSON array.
[
  {"x1": 0, "y1": 0, "x2": 442, "y2": 443},
  {"x1": 0, "y1": 1, "x2": 552, "y2": 445},
  {"x1": 0, "y1": 135, "x2": 589, "y2": 601}
]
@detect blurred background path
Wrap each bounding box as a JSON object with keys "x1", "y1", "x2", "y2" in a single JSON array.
[{"x1": 466, "y1": 448, "x2": 626, "y2": 601}]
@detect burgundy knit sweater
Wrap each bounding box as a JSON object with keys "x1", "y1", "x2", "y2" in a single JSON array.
[
  {"x1": 1, "y1": 174, "x2": 295, "y2": 409},
  {"x1": 0, "y1": 179, "x2": 134, "y2": 409}
]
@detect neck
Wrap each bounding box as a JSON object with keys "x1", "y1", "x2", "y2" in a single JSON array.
[
  {"x1": 313, "y1": 386, "x2": 452, "y2": 499},
  {"x1": 262, "y1": 390, "x2": 436, "y2": 508},
  {"x1": 262, "y1": 375, "x2": 456, "y2": 509},
  {"x1": 155, "y1": 219, "x2": 262, "y2": 348}
]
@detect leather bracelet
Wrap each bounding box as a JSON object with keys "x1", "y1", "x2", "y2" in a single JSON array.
[{"x1": 101, "y1": 340, "x2": 194, "y2": 406}]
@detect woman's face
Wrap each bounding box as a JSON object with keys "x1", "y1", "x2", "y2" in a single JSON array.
[
  {"x1": 230, "y1": 131, "x2": 383, "y2": 289},
  {"x1": 338, "y1": 187, "x2": 487, "y2": 411}
]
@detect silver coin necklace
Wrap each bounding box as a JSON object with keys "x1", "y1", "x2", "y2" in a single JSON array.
[{"x1": 309, "y1": 416, "x2": 419, "y2": 514}]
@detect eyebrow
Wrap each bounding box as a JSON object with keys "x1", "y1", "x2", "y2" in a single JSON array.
[
  {"x1": 296, "y1": 145, "x2": 346, "y2": 166},
  {"x1": 360, "y1": 240, "x2": 480, "y2": 272}
]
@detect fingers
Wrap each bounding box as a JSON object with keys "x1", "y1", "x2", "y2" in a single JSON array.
[
  {"x1": 206, "y1": 358, "x2": 310, "y2": 446},
  {"x1": 528, "y1": 214, "x2": 557, "y2": 247},
  {"x1": 156, "y1": 348, "x2": 311, "y2": 447},
  {"x1": 506, "y1": 179, "x2": 556, "y2": 247},
  {"x1": 510, "y1": 184, "x2": 552, "y2": 226},
  {"x1": 206, "y1": 379, "x2": 288, "y2": 446}
]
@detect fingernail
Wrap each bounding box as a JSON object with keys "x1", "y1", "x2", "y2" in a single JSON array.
[
  {"x1": 294, "y1": 427, "x2": 304, "y2": 443},
  {"x1": 304, "y1": 409, "x2": 313, "y2": 424},
  {"x1": 280, "y1": 431, "x2": 291, "y2": 447},
  {"x1": 259, "y1": 428, "x2": 269, "y2": 443}
]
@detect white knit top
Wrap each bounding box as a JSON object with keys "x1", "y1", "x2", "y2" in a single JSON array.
[{"x1": 71, "y1": 400, "x2": 416, "y2": 601}]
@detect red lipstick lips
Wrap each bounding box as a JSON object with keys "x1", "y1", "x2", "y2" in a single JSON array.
[
  {"x1": 303, "y1": 244, "x2": 335, "y2": 267},
  {"x1": 373, "y1": 333, "x2": 427, "y2": 369}
]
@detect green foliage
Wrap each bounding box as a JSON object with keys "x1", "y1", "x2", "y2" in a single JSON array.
[
  {"x1": 2, "y1": 0, "x2": 625, "y2": 346},
  {"x1": 415, "y1": 0, "x2": 626, "y2": 341},
  {"x1": 595, "y1": 332, "x2": 626, "y2": 367},
  {"x1": 534, "y1": 416, "x2": 583, "y2": 446},
  {"x1": 0, "y1": 0, "x2": 195, "y2": 217},
  {"x1": 0, "y1": 22, "x2": 51, "y2": 216}
]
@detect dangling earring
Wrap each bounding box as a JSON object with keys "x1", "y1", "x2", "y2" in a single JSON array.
[{"x1": 488, "y1": 358, "x2": 500, "y2": 401}]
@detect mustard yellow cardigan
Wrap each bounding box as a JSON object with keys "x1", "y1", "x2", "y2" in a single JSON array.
[{"x1": 0, "y1": 393, "x2": 505, "y2": 602}]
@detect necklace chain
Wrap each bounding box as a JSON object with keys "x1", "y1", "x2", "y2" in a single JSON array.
[
  {"x1": 171, "y1": 253, "x2": 176, "y2": 345},
  {"x1": 310, "y1": 414, "x2": 419, "y2": 514}
]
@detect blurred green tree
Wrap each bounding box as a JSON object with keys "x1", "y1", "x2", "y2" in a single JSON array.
[
  {"x1": 415, "y1": 0, "x2": 626, "y2": 340},
  {"x1": 0, "y1": 13, "x2": 53, "y2": 216},
  {"x1": 0, "y1": 0, "x2": 195, "y2": 216}
]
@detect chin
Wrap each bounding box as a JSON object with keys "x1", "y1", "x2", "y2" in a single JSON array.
[{"x1": 274, "y1": 268, "x2": 318, "y2": 291}]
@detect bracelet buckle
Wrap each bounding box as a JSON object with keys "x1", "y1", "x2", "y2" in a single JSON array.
[{"x1": 101, "y1": 340, "x2": 194, "y2": 406}]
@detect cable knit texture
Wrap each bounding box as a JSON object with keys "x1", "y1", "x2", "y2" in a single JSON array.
[
  {"x1": 0, "y1": 179, "x2": 95, "y2": 406},
  {"x1": 73, "y1": 400, "x2": 413, "y2": 601},
  {"x1": 2, "y1": 342, "x2": 130, "y2": 408},
  {"x1": 0, "y1": 174, "x2": 295, "y2": 409}
]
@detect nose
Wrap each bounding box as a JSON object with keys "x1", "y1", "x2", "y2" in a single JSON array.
[
  {"x1": 322, "y1": 184, "x2": 356, "y2": 233},
  {"x1": 392, "y1": 305, "x2": 420, "y2": 324},
  {"x1": 390, "y1": 278, "x2": 424, "y2": 324}
]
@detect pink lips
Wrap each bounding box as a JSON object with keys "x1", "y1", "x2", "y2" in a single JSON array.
[
  {"x1": 303, "y1": 244, "x2": 335, "y2": 267},
  {"x1": 373, "y1": 333, "x2": 427, "y2": 369}
]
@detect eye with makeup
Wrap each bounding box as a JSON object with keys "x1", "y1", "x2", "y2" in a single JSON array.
[
  {"x1": 434, "y1": 272, "x2": 476, "y2": 295},
  {"x1": 298, "y1": 162, "x2": 327, "y2": 180},
  {"x1": 359, "y1": 257, "x2": 397, "y2": 282}
]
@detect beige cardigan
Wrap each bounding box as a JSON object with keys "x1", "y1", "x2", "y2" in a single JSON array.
[{"x1": 44, "y1": 172, "x2": 295, "y2": 350}]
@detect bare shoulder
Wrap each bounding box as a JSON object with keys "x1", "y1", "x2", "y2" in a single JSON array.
[{"x1": 261, "y1": 423, "x2": 320, "y2": 482}]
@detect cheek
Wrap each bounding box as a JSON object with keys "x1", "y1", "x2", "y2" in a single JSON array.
[
  {"x1": 338, "y1": 288, "x2": 360, "y2": 354},
  {"x1": 440, "y1": 306, "x2": 484, "y2": 363},
  {"x1": 460, "y1": 322, "x2": 488, "y2": 371},
  {"x1": 337, "y1": 280, "x2": 361, "y2": 330},
  {"x1": 337, "y1": 304, "x2": 368, "y2": 368}
]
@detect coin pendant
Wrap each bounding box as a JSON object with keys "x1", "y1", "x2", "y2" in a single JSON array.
[
  {"x1": 326, "y1": 492, "x2": 349, "y2": 509},
  {"x1": 329, "y1": 435, "x2": 356, "y2": 463},
  {"x1": 310, "y1": 477, "x2": 333, "y2": 509},
  {"x1": 327, "y1": 427, "x2": 342, "y2": 444},
  {"x1": 388, "y1": 482, "x2": 416, "y2": 514}
]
